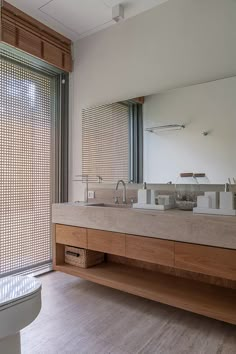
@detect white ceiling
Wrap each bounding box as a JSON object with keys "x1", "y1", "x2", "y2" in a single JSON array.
[{"x1": 7, "y1": 0, "x2": 168, "y2": 41}]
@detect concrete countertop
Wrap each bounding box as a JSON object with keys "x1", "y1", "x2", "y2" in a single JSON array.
[{"x1": 52, "y1": 203, "x2": 236, "y2": 250}]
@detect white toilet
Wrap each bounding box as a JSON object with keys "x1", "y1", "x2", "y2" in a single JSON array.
[{"x1": 0, "y1": 275, "x2": 42, "y2": 354}]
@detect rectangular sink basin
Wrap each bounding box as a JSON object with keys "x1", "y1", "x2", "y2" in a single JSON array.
[{"x1": 86, "y1": 203, "x2": 131, "y2": 209}]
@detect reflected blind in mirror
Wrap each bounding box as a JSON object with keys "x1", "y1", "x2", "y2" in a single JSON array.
[
  {"x1": 82, "y1": 103, "x2": 129, "y2": 182},
  {"x1": 0, "y1": 53, "x2": 56, "y2": 277}
]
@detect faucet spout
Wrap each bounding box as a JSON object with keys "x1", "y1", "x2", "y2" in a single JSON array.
[{"x1": 115, "y1": 180, "x2": 127, "y2": 204}]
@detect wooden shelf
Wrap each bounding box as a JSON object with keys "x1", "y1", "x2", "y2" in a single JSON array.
[{"x1": 54, "y1": 262, "x2": 236, "y2": 325}]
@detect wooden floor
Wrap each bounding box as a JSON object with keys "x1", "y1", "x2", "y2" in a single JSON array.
[{"x1": 22, "y1": 271, "x2": 236, "y2": 354}]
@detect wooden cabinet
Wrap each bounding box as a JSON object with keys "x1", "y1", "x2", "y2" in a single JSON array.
[
  {"x1": 56, "y1": 224, "x2": 87, "y2": 248},
  {"x1": 54, "y1": 224, "x2": 236, "y2": 281},
  {"x1": 175, "y1": 242, "x2": 236, "y2": 281},
  {"x1": 88, "y1": 229, "x2": 126, "y2": 256},
  {"x1": 126, "y1": 234, "x2": 174, "y2": 266},
  {"x1": 53, "y1": 223, "x2": 236, "y2": 324}
]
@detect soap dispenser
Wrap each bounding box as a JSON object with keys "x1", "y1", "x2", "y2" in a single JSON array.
[
  {"x1": 138, "y1": 182, "x2": 151, "y2": 204},
  {"x1": 220, "y1": 183, "x2": 236, "y2": 210}
]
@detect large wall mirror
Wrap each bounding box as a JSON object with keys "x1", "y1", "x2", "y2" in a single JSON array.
[{"x1": 82, "y1": 76, "x2": 236, "y2": 185}]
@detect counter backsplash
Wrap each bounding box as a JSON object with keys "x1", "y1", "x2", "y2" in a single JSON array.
[{"x1": 81, "y1": 183, "x2": 236, "y2": 204}]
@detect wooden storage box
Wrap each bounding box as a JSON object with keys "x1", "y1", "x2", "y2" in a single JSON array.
[{"x1": 65, "y1": 246, "x2": 104, "y2": 268}]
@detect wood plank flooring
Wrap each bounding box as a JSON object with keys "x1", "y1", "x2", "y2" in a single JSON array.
[{"x1": 21, "y1": 271, "x2": 236, "y2": 354}]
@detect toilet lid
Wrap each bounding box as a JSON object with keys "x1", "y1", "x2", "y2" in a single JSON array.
[{"x1": 0, "y1": 276, "x2": 41, "y2": 308}]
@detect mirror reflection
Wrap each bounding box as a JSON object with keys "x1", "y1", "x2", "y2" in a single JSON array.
[{"x1": 82, "y1": 76, "x2": 236, "y2": 185}]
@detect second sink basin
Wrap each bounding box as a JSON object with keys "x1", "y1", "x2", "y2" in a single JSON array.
[{"x1": 86, "y1": 203, "x2": 131, "y2": 209}]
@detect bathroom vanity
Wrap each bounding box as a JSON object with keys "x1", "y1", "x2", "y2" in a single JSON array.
[{"x1": 52, "y1": 203, "x2": 236, "y2": 325}]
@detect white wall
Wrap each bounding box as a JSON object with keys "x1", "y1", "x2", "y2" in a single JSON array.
[
  {"x1": 143, "y1": 77, "x2": 236, "y2": 184},
  {"x1": 70, "y1": 0, "x2": 236, "y2": 201}
]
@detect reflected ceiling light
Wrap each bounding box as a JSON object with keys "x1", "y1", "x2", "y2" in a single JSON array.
[{"x1": 145, "y1": 124, "x2": 185, "y2": 133}]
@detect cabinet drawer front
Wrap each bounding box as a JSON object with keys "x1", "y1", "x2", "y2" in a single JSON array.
[
  {"x1": 126, "y1": 235, "x2": 174, "y2": 266},
  {"x1": 88, "y1": 229, "x2": 125, "y2": 256},
  {"x1": 56, "y1": 225, "x2": 87, "y2": 248},
  {"x1": 175, "y1": 243, "x2": 236, "y2": 280}
]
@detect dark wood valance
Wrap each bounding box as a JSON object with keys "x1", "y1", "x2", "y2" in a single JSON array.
[{"x1": 0, "y1": 1, "x2": 73, "y2": 72}]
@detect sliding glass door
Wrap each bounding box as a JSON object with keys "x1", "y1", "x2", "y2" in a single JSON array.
[{"x1": 0, "y1": 50, "x2": 60, "y2": 276}]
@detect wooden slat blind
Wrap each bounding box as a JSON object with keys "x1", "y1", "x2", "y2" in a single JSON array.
[
  {"x1": 0, "y1": 1, "x2": 72, "y2": 72},
  {"x1": 82, "y1": 103, "x2": 129, "y2": 183}
]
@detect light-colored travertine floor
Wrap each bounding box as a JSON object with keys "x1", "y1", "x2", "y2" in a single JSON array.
[{"x1": 21, "y1": 271, "x2": 236, "y2": 354}]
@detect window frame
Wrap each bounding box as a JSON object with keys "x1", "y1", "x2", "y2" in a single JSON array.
[
  {"x1": 0, "y1": 44, "x2": 69, "y2": 276},
  {"x1": 129, "y1": 102, "x2": 143, "y2": 184}
]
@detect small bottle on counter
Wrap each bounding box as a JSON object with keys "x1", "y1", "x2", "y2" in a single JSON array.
[{"x1": 138, "y1": 182, "x2": 151, "y2": 204}]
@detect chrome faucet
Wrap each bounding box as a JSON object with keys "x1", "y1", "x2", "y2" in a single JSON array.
[{"x1": 115, "y1": 180, "x2": 127, "y2": 204}]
